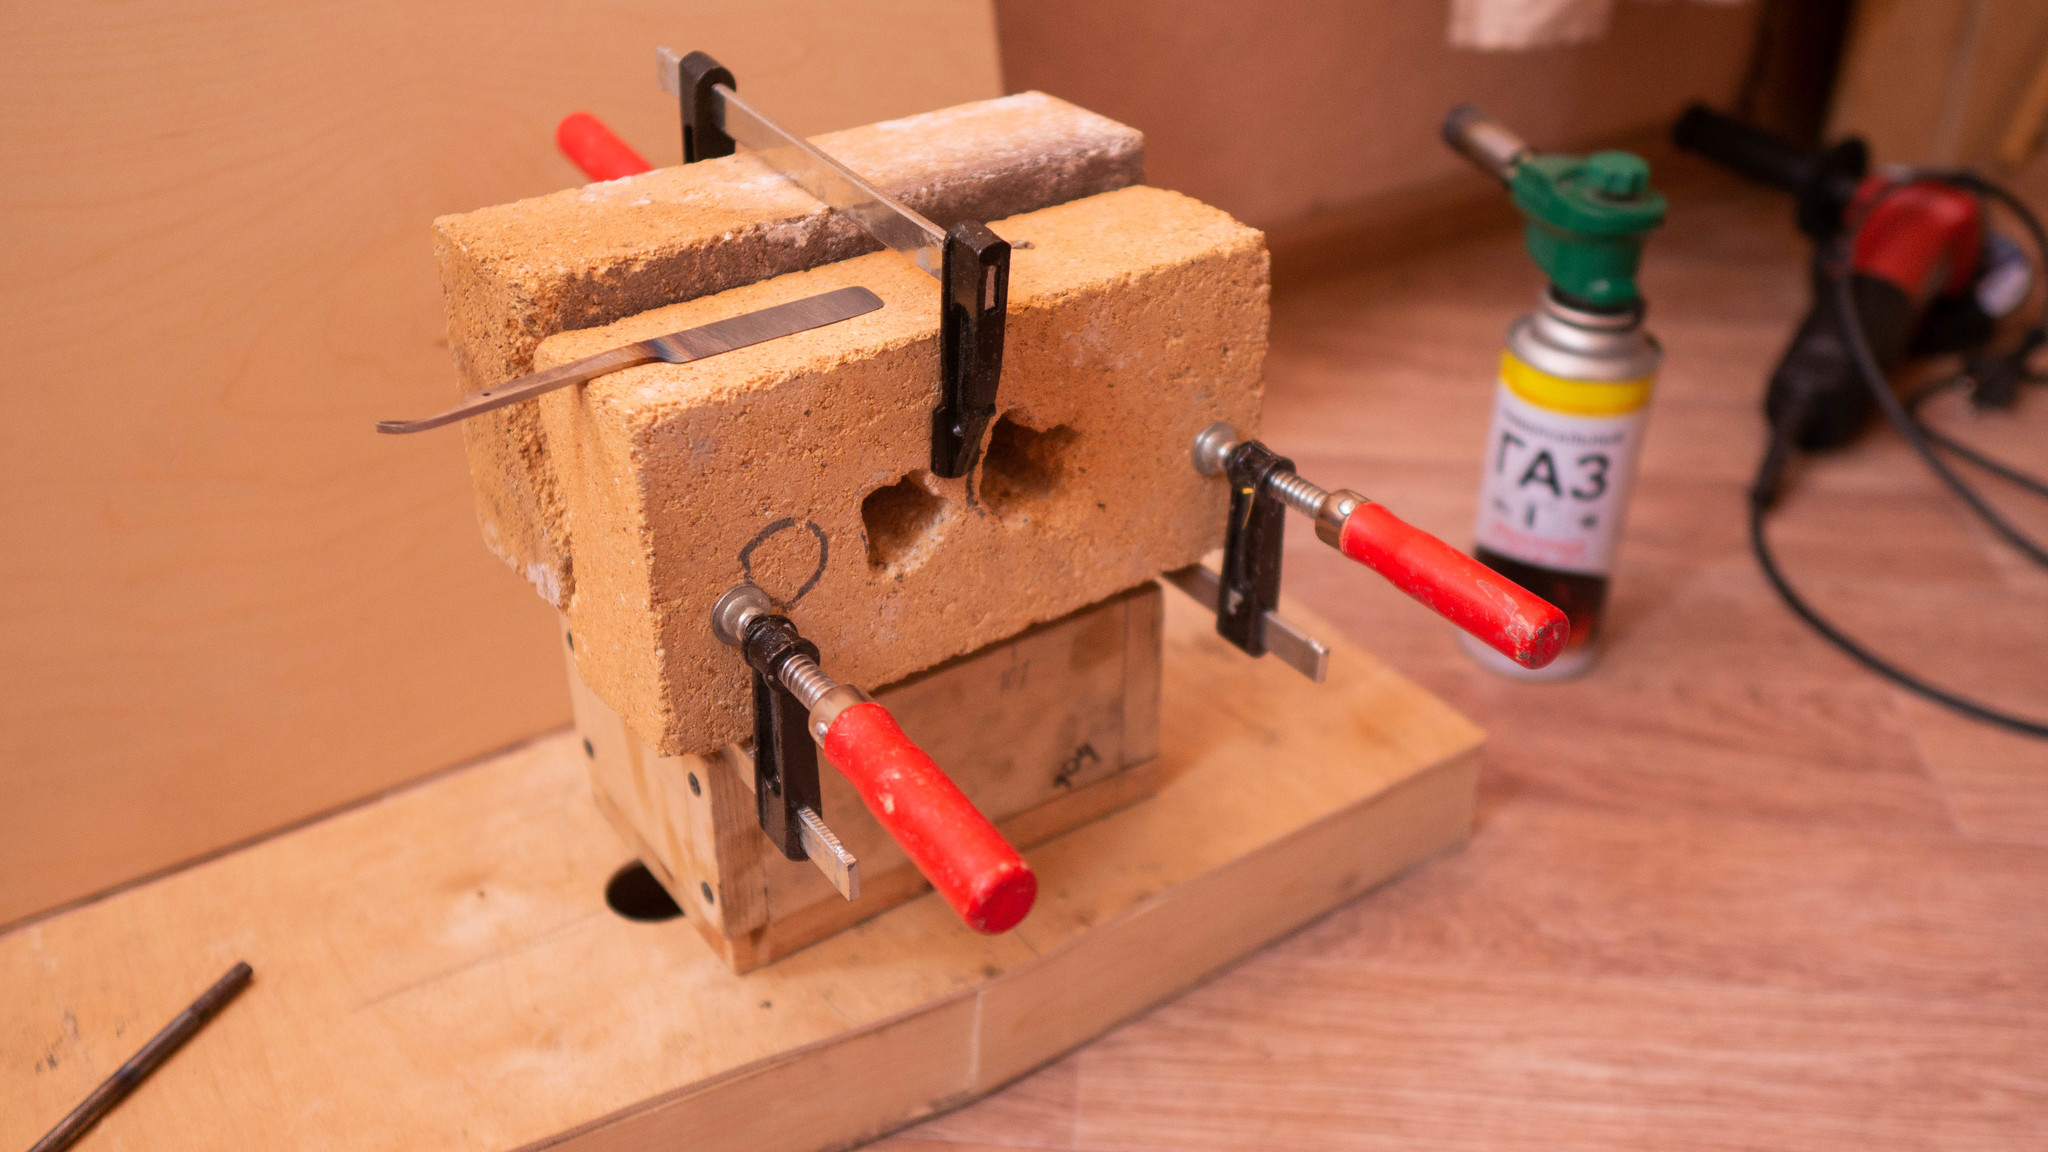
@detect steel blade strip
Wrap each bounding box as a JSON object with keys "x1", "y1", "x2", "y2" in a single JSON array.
[
  {"x1": 378, "y1": 286, "x2": 883, "y2": 434},
  {"x1": 712, "y1": 84, "x2": 946, "y2": 280}
]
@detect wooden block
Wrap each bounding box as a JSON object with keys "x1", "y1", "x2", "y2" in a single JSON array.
[
  {"x1": 435, "y1": 92, "x2": 1145, "y2": 606},
  {"x1": 538, "y1": 184, "x2": 1268, "y2": 756},
  {"x1": 0, "y1": 592, "x2": 1481, "y2": 1152},
  {"x1": 572, "y1": 583, "x2": 1166, "y2": 971}
]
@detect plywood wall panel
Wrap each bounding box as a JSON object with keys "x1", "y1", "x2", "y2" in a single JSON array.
[{"x1": 0, "y1": 1, "x2": 1000, "y2": 926}]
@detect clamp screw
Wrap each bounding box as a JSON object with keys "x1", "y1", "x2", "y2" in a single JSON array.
[
  {"x1": 1192, "y1": 422, "x2": 1239, "y2": 476},
  {"x1": 710, "y1": 583, "x2": 772, "y2": 646}
]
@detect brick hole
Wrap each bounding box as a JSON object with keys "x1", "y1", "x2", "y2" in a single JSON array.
[
  {"x1": 980, "y1": 414, "x2": 1079, "y2": 519},
  {"x1": 862, "y1": 473, "x2": 948, "y2": 572}
]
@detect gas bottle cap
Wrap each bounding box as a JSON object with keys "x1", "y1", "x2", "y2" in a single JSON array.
[
  {"x1": 1507, "y1": 149, "x2": 1666, "y2": 308},
  {"x1": 1585, "y1": 151, "x2": 1650, "y2": 199},
  {"x1": 1440, "y1": 108, "x2": 1664, "y2": 309}
]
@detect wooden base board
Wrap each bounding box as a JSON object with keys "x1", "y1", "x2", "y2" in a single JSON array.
[{"x1": 2, "y1": 592, "x2": 1482, "y2": 1152}]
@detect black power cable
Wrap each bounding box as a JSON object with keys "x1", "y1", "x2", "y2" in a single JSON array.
[
  {"x1": 1748, "y1": 482, "x2": 2048, "y2": 739},
  {"x1": 1905, "y1": 373, "x2": 2048, "y2": 499},
  {"x1": 1749, "y1": 172, "x2": 2048, "y2": 739}
]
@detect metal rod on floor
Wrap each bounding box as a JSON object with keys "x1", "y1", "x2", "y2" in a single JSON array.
[{"x1": 30, "y1": 961, "x2": 253, "y2": 1152}]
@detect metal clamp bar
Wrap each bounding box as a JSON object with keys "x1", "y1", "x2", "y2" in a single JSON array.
[
  {"x1": 796, "y1": 806, "x2": 859, "y2": 899},
  {"x1": 1162, "y1": 565, "x2": 1330, "y2": 683},
  {"x1": 726, "y1": 750, "x2": 861, "y2": 901}
]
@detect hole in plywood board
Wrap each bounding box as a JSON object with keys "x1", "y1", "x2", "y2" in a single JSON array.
[
  {"x1": 605, "y1": 861, "x2": 683, "y2": 921},
  {"x1": 980, "y1": 415, "x2": 1080, "y2": 519},
  {"x1": 862, "y1": 473, "x2": 949, "y2": 573}
]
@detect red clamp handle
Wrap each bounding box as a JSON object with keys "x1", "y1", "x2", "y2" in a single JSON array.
[
  {"x1": 555, "y1": 112, "x2": 653, "y2": 182},
  {"x1": 1339, "y1": 502, "x2": 1569, "y2": 668},
  {"x1": 820, "y1": 702, "x2": 1037, "y2": 933}
]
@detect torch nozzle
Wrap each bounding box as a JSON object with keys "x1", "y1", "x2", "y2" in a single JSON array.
[{"x1": 1442, "y1": 104, "x2": 1529, "y2": 185}]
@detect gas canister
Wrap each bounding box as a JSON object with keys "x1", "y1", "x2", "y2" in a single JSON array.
[{"x1": 1443, "y1": 107, "x2": 1667, "y2": 678}]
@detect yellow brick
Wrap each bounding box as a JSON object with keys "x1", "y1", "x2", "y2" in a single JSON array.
[
  {"x1": 535, "y1": 185, "x2": 1266, "y2": 756},
  {"x1": 434, "y1": 93, "x2": 1144, "y2": 606}
]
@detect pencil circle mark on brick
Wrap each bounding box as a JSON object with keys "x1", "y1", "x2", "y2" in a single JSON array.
[{"x1": 739, "y1": 517, "x2": 829, "y2": 608}]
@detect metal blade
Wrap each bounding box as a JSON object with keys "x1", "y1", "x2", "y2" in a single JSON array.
[
  {"x1": 1162, "y1": 564, "x2": 1331, "y2": 683},
  {"x1": 376, "y1": 345, "x2": 656, "y2": 435},
  {"x1": 659, "y1": 71, "x2": 945, "y2": 277},
  {"x1": 716, "y1": 84, "x2": 945, "y2": 277},
  {"x1": 378, "y1": 286, "x2": 883, "y2": 434},
  {"x1": 652, "y1": 285, "x2": 885, "y2": 359}
]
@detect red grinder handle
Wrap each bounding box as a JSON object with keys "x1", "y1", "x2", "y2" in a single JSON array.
[
  {"x1": 1339, "y1": 502, "x2": 1569, "y2": 669},
  {"x1": 555, "y1": 112, "x2": 653, "y2": 182},
  {"x1": 820, "y1": 702, "x2": 1037, "y2": 933}
]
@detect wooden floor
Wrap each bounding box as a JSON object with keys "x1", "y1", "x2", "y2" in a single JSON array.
[{"x1": 875, "y1": 160, "x2": 2048, "y2": 1149}]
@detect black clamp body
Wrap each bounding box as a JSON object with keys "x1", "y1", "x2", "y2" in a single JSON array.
[
  {"x1": 932, "y1": 223, "x2": 1011, "y2": 477},
  {"x1": 1217, "y1": 441, "x2": 1292, "y2": 656},
  {"x1": 676, "y1": 50, "x2": 737, "y2": 163},
  {"x1": 740, "y1": 615, "x2": 821, "y2": 861}
]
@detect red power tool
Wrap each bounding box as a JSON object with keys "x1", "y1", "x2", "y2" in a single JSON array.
[
  {"x1": 1673, "y1": 105, "x2": 2033, "y2": 459},
  {"x1": 1674, "y1": 104, "x2": 2048, "y2": 740}
]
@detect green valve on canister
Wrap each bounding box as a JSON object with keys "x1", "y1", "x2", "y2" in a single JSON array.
[
  {"x1": 1511, "y1": 150, "x2": 1666, "y2": 307},
  {"x1": 1445, "y1": 106, "x2": 1667, "y2": 308},
  {"x1": 1439, "y1": 105, "x2": 1668, "y2": 680}
]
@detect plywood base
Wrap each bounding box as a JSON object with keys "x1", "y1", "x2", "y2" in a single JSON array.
[{"x1": 2, "y1": 592, "x2": 1482, "y2": 1152}]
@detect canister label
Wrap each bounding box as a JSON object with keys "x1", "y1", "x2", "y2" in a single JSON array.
[{"x1": 1473, "y1": 350, "x2": 1654, "y2": 576}]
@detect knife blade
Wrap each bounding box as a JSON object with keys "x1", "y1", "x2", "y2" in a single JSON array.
[{"x1": 377, "y1": 285, "x2": 883, "y2": 434}]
